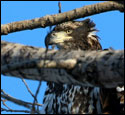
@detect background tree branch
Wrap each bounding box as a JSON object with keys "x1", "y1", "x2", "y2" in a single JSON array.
[
  {"x1": 1, "y1": 89, "x2": 42, "y2": 113},
  {"x1": 1, "y1": 41, "x2": 124, "y2": 88},
  {"x1": 1, "y1": 108, "x2": 30, "y2": 113},
  {"x1": 1, "y1": 90, "x2": 42, "y2": 109},
  {"x1": 1, "y1": 1, "x2": 124, "y2": 35}
]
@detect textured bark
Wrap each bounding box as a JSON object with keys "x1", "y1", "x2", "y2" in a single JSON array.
[
  {"x1": 1, "y1": 41, "x2": 124, "y2": 88},
  {"x1": 1, "y1": 1, "x2": 124, "y2": 35}
]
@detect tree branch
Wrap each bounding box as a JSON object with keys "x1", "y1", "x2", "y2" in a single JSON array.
[
  {"x1": 1, "y1": 94, "x2": 32, "y2": 109},
  {"x1": 1, "y1": 94, "x2": 42, "y2": 110},
  {"x1": 1, "y1": 41, "x2": 124, "y2": 88},
  {"x1": 21, "y1": 78, "x2": 37, "y2": 101},
  {"x1": 1, "y1": 1, "x2": 124, "y2": 35},
  {"x1": 1, "y1": 99, "x2": 12, "y2": 110},
  {"x1": 1, "y1": 108, "x2": 30, "y2": 113},
  {"x1": 1, "y1": 89, "x2": 42, "y2": 109}
]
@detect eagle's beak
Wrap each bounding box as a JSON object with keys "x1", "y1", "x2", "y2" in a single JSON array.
[{"x1": 45, "y1": 31, "x2": 72, "y2": 49}]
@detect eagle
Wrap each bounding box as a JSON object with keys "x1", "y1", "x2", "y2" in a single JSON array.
[{"x1": 41, "y1": 19, "x2": 124, "y2": 114}]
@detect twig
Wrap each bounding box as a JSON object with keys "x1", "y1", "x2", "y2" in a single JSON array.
[
  {"x1": 1, "y1": 108, "x2": 30, "y2": 113},
  {"x1": 21, "y1": 78, "x2": 38, "y2": 102},
  {"x1": 58, "y1": 1, "x2": 61, "y2": 13},
  {"x1": 21, "y1": 78, "x2": 41, "y2": 114},
  {"x1": 1, "y1": 99, "x2": 12, "y2": 110},
  {"x1": 1, "y1": 93, "x2": 42, "y2": 109},
  {"x1": 1, "y1": 93, "x2": 30, "y2": 109},
  {"x1": 1, "y1": 89, "x2": 10, "y2": 96},
  {"x1": 31, "y1": 81, "x2": 42, "y2": 114}
]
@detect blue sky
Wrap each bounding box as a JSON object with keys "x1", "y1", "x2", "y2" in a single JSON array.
[{"x1": 1, "y1": 1, "x2": 124, "y2": 114}]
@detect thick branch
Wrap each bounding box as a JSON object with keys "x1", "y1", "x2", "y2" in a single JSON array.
[
  {"x1": 1, "y1": 41, "x2": 124, "y2": 88},
  {"x1": 1, "y1": 1, "x2": 124, "y2": 35}
]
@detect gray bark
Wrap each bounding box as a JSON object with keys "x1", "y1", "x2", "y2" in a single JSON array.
[{"x1": 1, "y1": 41, "x2": 124, "y2": 88}]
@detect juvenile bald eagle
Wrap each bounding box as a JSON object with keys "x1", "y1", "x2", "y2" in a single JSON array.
[
  {"x1": 45, "y1": 18, "x2": 101, "y2": 50},
  {"x1": 42, "y1": 19, "x2": 123, "y2": 114}
]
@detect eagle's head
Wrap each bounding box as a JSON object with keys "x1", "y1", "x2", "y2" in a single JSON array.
[{"x1": 45, "y1": 18, "x2": 102, "y2": 50}]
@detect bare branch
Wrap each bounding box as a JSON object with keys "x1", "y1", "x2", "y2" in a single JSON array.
[
  {"x1": 1, "y1": 89, "x2": 41, "y2": 113},
  {"x1": 1, "y1": 94, "x2": 31, "y2": 109},
  {"x1": 1, "y1": 1, "x2": 124, "y2": 35},
  {"x1": 1, "y1": 108, "x2": 30, "y2": 113},
  {"x1": 1, "y1": 41, "x2": 124, "y2": 88},
  {"x1": 1, "y1": 90, "x2": 42, "y2": 109},
  {"x1": 58, "y1": 1, "x2": 61, "y2": 13},
  {"x1": 1, "y1": 99, "x2": 12, "y2": 110},
  {"x1": 32, "y1": 81, "x2": 42, "y2": 114},
  {"x1": 21, "y1": 73, "x2": 42, "y2": 113},
  {"x1": 21, "y1": 79, "x2": 36, "y2": 99}
]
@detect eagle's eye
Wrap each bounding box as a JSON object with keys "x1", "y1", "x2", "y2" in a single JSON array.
[{"x1": 66, "y1": 30, "x2": 72, "y2": 34}]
